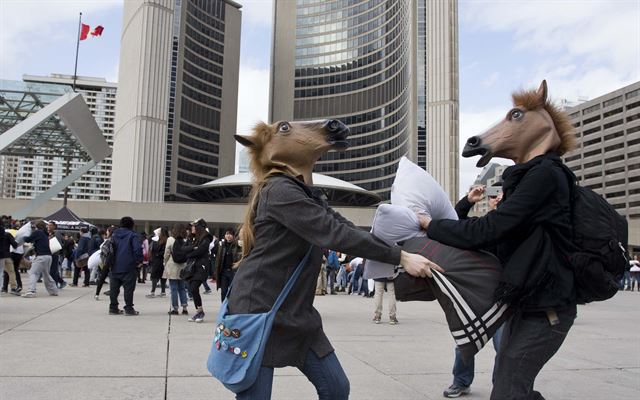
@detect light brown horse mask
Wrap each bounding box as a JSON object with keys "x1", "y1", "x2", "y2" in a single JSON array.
[
  {"x1": 235, "y1": 119, "x2": 350, "y2": 185},
  {"x1": 463, "y1": 80, "x2": 566, "y2": 167}
]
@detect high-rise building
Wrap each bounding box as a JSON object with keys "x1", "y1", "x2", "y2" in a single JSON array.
[
  {"x1": 111, "y1": 0, "x2": 241, "y2": 202},
  {"x1": 564, "y1": 81, "x2": 640, "y2": 247},
  {"x1": 0, "y1": 74, "x2": 116, "y2": 201},
  {"x1": 270, "y1": 0, "x2": 458, "y2": 201}
]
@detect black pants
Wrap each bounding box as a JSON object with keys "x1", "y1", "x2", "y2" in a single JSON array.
[
  {"x1": 491, "y1": 305, "x2": 577, "y2": 400},
  {"x1": 219, "y1": 269, "x2": 234, "y2": 302},
  {"x1": 138, "y1": 264, "x2": 147, "y2": 282},
  {"x1": 73, "y1": 265, "x2": 90, "y2": 286},
  {"x1": 151, "y1": 277, "x2": 167, "y2": 293},
  {"x1": 49, "y1": 254, "x2": 64, "y2": 285},
  {"x1": 189, "y1": 279, "x2": 203, "y2": 308},
  {"x1": 95, "y1": 266, "x2": 110, "y2": 296},
  {"x1": 109, "y1": 270, "x2": 138, "y2": 312}
]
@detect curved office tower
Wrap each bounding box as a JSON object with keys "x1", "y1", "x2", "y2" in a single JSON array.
[
  {"x1": 165, "y1": 0, "x2": 241, "y2": 200},
  {"x1": 271, "y1": 0, "x2": 416, "y2": 200},
  {"x1": 271, "y1": 0, "x2": 458, "y2": 201}
]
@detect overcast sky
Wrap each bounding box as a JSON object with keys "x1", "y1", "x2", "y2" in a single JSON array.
[{"x1": 1, "y1": 0, "x2": 639, "y2": 198}]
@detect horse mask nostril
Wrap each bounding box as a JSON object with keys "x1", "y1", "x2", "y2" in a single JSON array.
[
  {"x1": 466, "y1": 136, "x2": 481, "y2": 147},
  {"x1": 328, "y1": 120, "x2": 340, "y2": 132}
]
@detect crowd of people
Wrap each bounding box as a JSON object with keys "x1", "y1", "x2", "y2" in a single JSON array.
[{"x1": 0, "y1": 215, "x2": 244, "y2": 324}]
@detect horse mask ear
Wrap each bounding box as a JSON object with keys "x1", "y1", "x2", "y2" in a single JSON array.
[
  {"x1": 235, "y1": 135, "x2": 258, "y2": 148},
  {"x1": 536, "y1": 80, "x2": 548, "y2": 104}
]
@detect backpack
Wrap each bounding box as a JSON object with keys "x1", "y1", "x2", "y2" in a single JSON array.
[
  {"x1": 171, "y1": 239, "x2": 188, "y2": 264},
  {"x1": 100, "y1": 239, "x2": 116, "y2": 270},
  {"x1": 561, "y1": 166, "x2": 629, "y2": 304}
]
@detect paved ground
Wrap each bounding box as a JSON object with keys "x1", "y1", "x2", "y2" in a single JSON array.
[{"x1": 1, "y1": 281, "x2": 639, "y2": 400}]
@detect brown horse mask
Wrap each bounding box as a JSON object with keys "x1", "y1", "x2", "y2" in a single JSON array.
[
  {"x1": 463, "y1": 80, "x2": 576, "y2": 167},
  {"x1": 235, "y1": 119, "x2": 350, "y2": 185}
]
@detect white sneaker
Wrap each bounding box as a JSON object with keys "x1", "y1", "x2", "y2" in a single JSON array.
[
  {"x1": 94, "y1": 295, "x2": 100, "y2": 301},
  {"x1": 22, "y1": 291, "x2": 36, "y2": 298}
]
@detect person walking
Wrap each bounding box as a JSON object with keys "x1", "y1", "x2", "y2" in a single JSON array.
[
  {"x1": 215, "y1": 228, "x2": 240, "y2": 302},
  {"x1": 146, "y1": 227, "x2": 168, "y2": 298},
  {"x1": 94, "y1": 226, "x2": 115, "y2": 300},
  {"x1": 47, "y1": 221, "x2": 66, "y2": 289},
  {"x1": 443, "y1": 184, "x2": 504, "y2": 398},
  {"x1": 109, "y1": 217, "x2": 143, "y2": 316},
  {"x1": 22, "y1": 221, "x2": 58, "y2": 297},
  {"x1": 72, "y1": 227, "x2": 91, "y2": 287},
  {"x1": 372, "y1": 275, "x2": 398, "y2": 325},
  {"x1": 0, "y1": 225, "x2": 20, "y2": 295},
  {"x1": 164, "y1": 224, "x2": 189, "y2": 315},
  {"x1": 185, "y1": 219, "x2": 211, "y2": 323}
]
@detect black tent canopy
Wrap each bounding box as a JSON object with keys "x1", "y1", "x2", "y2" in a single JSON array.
[{"x1": 43, "y1": 206, "x2": 94, "y2": 231}]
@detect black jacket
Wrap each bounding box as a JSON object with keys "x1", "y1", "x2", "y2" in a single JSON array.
[
  {"x1": 0, "y1": 229, "x2": 19, "y2": 259},
  {"x1": 427, "y1": 153, "x2": 576, "y2": 311},
  {"x1": 228, "y1": 174, "x2": 401, "y2": 368},
  {"x1": 186, "y1": 236, "x2": 211, "y2": 282},
  {"x1": 215, "y1": 239, "x2": 240, "y2": 284}
]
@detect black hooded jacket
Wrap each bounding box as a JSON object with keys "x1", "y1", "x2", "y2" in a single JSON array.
[{"x1": 427, "y1": 153, "x2": 576, "y2": 311}]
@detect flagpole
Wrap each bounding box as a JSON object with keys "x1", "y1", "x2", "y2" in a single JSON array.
[{"x1": 73, "y1": 12, "x2": 82, "y2": 92}]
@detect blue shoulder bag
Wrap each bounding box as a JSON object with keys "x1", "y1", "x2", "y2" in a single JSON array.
[{"x1": 207, "y1": 245, "x2": 314, "y2": 393}]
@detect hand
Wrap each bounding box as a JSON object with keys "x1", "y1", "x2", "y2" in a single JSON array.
[
  {"x1": 416, "y1": 213, "x2": 431, "y2": 230},
  {"x1": 400, "y1": 250, "x2": 444, "y2": 278},
  {"x1": 467, "y1": 186, "x2": 485, "y2": 203}
]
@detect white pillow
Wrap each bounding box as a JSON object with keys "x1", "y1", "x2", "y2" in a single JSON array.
[
  {"x1": 49, "y1": 237, "x2": 62, "y2": 254},
  {"x1": 364, "y1": 204, "x2": 425, "y2": 279},
  {"x1": 390, "y1": 157, "x2": 458, "y2": 220},
  {"x1": 88, "y1": 250, "x2": 102, "y2": 271},
  {"x1": 14, "y1": 223, "x2": 34, "y2": 245}
]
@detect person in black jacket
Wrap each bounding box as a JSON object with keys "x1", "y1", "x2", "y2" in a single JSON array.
[
  {"x1": 185, "y1": 219, "x2": 211, "y2": 323},
  {"x1": 22, "y1": 220, "x2": 58, "y2": 297},
  {"x1": 146, "y1": 227, "x2": 168, "y2": 298},
  {"x1": 214, "y1": 228, "x2": 241, "y2": 302},
  {"x1": 420, "y1": 153, "x2": 576, "y2": 400},
  {"x1": 0, "y1": 226, "x2": 20, "y2": 294}
]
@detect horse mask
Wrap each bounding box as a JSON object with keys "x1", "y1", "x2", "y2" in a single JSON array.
[
  {"x1": 463, "y1": 80, "x2": 575, "y2": 166},
  {"x1": 235, "y1": 119, "x2": 350, "y2": 185}
]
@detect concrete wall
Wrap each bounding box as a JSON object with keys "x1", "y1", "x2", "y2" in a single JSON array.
[{"x1": 111, "y1": 0, "x2": 174, "y2": 202}]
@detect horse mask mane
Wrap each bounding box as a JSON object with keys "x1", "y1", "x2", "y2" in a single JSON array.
[
  {"x1": 462, "y1": 80, "x2": 576, "y2": 167},
  {"x1": 235, "y1": 119, "x2": 350, "y2": 258}
]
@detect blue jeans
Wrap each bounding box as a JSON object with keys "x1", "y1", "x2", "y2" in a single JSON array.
[
  {"x1": 169, "y1": 279, "x2": 188, "y2": 310},
  {"x1": 236, "y1": 351, "x2": 349, "y2": 400},
  {"x1": 452, "y1": 323, "x2": 504, "y2": 388}
]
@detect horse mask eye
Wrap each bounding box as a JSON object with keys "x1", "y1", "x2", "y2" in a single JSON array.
[
  {"x1": 510, "y1": 109, "x2": 524, "y2": 120},
  {"x1": 278, "y1": 122, "x2": 291, "y2": 133}
]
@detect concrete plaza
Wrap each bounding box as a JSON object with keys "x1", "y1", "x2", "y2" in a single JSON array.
[{"x1": 0, "y1": 282, "x2": 638, "y2": 400}]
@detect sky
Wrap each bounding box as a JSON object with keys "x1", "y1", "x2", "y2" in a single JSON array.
[{"x1": 1, "y1": 0, "x2": 639, "y2": 198}]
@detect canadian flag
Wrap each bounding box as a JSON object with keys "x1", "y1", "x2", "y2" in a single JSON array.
[{"x1": 79, "y1": 24, "x2": 104, "y2": 40}]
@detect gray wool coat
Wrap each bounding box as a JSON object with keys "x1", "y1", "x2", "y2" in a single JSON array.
[{"x1": 227, "y1": 174, "x2": 401, "y2": 368}]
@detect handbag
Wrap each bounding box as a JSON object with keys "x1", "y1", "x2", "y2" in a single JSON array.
[
  {"x1": 75, "y1": 253, "x2": 89, "y2": 268},
  {"x1": 207, "y1": 245, "x2": 314, "y2": 393},
  {"x1": 180, "y1": 259, "x2": 196, "y2": 280}
]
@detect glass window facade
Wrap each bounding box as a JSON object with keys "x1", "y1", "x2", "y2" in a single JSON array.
[
  {"x1": 292, "y1": 0, "x2": 413, "y2": 200},
  {"x1": 166, "y1": 0, "x2": 227, "y2": 199}
]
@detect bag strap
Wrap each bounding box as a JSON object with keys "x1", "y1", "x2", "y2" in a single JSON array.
[{"x1": 270, "y1": 245, "x2": 314, "y2": 313}]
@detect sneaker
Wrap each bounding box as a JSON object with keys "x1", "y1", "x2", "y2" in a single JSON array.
[
  {"x1": 443, "y1": 384, "x2": 471, "y2": 398},
  {"x1": 59, "y1": 281, "x2": 67, "y2": 289},
  {"x1": 109, "y1": 309, "x2": 124, "y2": 315},
  {"x1": 22, "y1": 291, "x2": 36, "y2": 298},
  {"x1": 94, "y1": 295, "x2": 100, "y2": 301},
  {"x1": 389, "y1": 316, "x2": 399, "y2": 325},
  {"x1": 373, "y1": 315, "x2": 381, "y2": 324},
  {"x1": 182, "y1": 308, "x2": 189, "y2": 315},
  {"x1": 103, "y1": 290, "x2": 110, "y2": 295},
  {"x1": 82, "y1": 284, "x2": 90, "y2": 287},
  {"x1": 1, "y1": 289, "x2": 7, "y2": 294},
  {"x1": 10, "y1": 288, "x2": 21, "y2": 296},
  {"x1": 160, "y1": 292, "x2": 167, "y2": 297},
  {"x1": 168, "y1": 309, "x2": 179, "y2": 315},
  {"x1": 195, "y1": 312, "x2": 205, "y2": 323},
  {"x1": 69, "y1": 284, "x2": 77, "y2": 287},
  {"x1": 145, "y1": 293, "x2": 156, "y2": 298},
  {"x1": 49, "y1": 292, "x2": 59, "y2": 296},
  {"x1": 124, "y1": 308, "x2": 140, "y2": 316}
]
